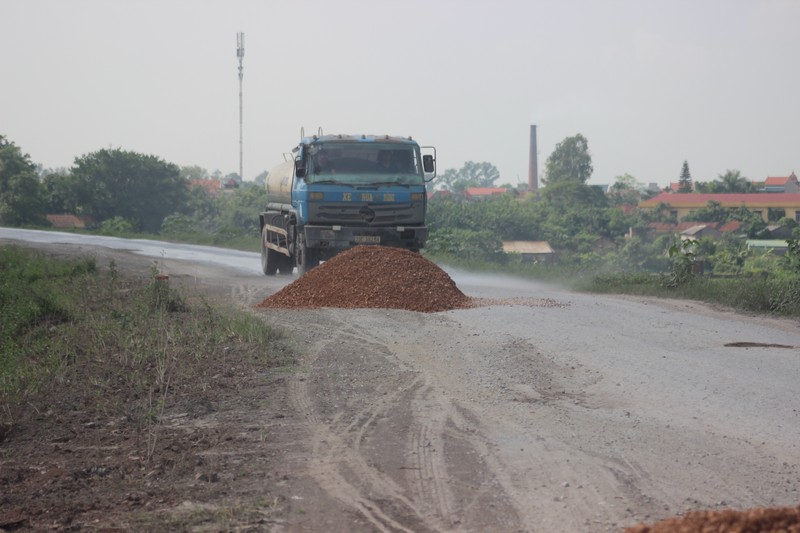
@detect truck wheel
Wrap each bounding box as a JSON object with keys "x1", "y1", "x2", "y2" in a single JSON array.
[
  {"x1": 295, "y1": 241, "x2": 319, "y2": 276},
  {"x1": 278, "y1": 253, "x2": 294, "y2": 275},
  {"x1": 261, "y1": 226, "x2": 279, "y2": 276}
]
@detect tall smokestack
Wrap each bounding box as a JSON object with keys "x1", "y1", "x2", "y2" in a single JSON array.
[{"x1": 528, "y1": 125, "x2": 538, "y2": 191}]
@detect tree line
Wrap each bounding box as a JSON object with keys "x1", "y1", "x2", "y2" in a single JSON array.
[
  {"x1": 0, "y1": 135, "x2": 262, "y2": 244},
  {"x1": 0, "y1": 132, "x2": 780, "y2": 273}
]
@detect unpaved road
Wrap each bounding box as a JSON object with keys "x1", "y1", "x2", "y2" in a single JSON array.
[{"x1": 2, "y1": 228, "x2": 800, "y2": 532}]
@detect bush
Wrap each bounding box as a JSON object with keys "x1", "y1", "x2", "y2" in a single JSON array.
[{"x1": 99, "y1": 216, "x2": 137, "y2": 235}]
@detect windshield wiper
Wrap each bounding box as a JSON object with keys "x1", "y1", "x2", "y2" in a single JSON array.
[
  {"x1": 368, "y1": 181, "x2": 412, "y2": 187},
  {"x1": 310, "y1": 180, "x2": 356, "y2": 187}
]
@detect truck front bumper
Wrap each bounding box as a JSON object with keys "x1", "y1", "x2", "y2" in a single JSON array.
[{"x1": 304, "y1": 225, "x2": 427, "y2": 251}]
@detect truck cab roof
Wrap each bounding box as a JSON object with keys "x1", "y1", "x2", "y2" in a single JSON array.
[{"x1": 298, "y1": 134, "x2": 419, "y2": 147}]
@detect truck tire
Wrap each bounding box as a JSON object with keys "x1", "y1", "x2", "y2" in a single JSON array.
[
  {"x1": 278, "y1": 254, "x2": 294, "y2": 275},
  {"x1": 295, "y1": 241, "x2": 319, "y2": 276},
  {"x1": 261, "y1": 226, "x2": 279, "y2": 276}
]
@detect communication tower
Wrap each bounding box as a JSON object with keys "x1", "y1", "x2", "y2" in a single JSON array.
[{"x1": 237, "y1": 32, "x2": 245, "y2": 182}]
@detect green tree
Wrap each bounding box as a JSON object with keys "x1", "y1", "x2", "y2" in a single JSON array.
[
  {"x1": 179, "y1": 165, "x2": 210, "y2": 181},
  {"x1": 543, "y1": 134, "x2": 593, "y2": 185},
  {"x1": 677, "y1": 160, "x2": 693, "y2": 193},
  {"x1": 183, "y1": 182, "x2": 219, "y2": 227},
  {"x1": 253, "y1": 170, "x2": 268, "y2": 187},
  {"x1": 0, "y1": 135, "x2": 46, "y2": 225},
  {"x1": 717, "y1": 169, "x2": 752, "y2": 193},
  {"x1": 435, "y1": 161, "x2": 500, "y2": 191},
  {"x1": 41, "y1": 169, "x2": 80, "y2": 214},
  {"x1": 608, "y1": 173, "x2": 643, "y2": 206},
  {"x1": 213, "y1": 182, "x2": 264, "y2": 235},
  {"x1": 683, "y1": 200, "x2": 729, "y2": 222},
  {"x1": 543, "y1": 180, "x2": 607, "y2": 212},
  {"x1": 425, "y1": 228, "x2": 503, "y2": 261},
  {"x1": 694, "y1": 169, "x2": 752, "y2": 193},
  {"x1": 729, "y1": 207, "x2": 766, "y2": 238},
  {"x1": 67, "y1": 148, "x2": 188, "y2": 232}
]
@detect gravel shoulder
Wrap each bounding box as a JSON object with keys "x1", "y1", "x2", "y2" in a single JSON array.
[{"x1": 2, "y1": 239, "x2": 800, "y2": 532}]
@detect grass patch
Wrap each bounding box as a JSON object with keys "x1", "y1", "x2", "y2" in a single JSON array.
[
  {"x1": 0, "y1": 245, "x2": 292, "y2": 435},
  {"x1": 578, "y1": 270, "x2": 800, "y2": 316}
]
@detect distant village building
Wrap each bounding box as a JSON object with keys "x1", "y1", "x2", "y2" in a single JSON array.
[
  {"x1": 464, "y1": 187, "x2": 510, "y2": 200},
  {"x1": 46, "y1": 214, "x2": 96, "y2": 229},
  {"x1": 190, "y1": 178, "x2": 223, "y2": 197},
  {"x1": 639, "y1": 193, "x2": 800, "y2": 223},
  {"x1": 637, "y1": 221, "x2": 742, "y2": 239},
  {"x1": 679, "y1": 224, "x2": 721, "y2": 241},
  {"x1": 502, "y1": 240, "x2": 554, "y2": 263},
  {"x1": 761, "y1": 172, "x2": 799, "y2": 193}
]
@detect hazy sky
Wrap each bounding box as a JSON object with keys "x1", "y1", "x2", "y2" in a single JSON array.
[{"x1": 2, "y1": 0, "x2": 798, "y2": 187}]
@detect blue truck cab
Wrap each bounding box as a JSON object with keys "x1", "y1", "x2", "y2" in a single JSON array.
[{"x1": 259, "y1": 133, "x2": 436, "y2": 275}]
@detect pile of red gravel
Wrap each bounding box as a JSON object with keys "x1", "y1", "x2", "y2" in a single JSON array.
[
  {"x1": 257, "y1": 246, "x2": 473, "y2": 313},
  {"x1": 624, "y1": 506, "x2": 800, "y2": 533}
]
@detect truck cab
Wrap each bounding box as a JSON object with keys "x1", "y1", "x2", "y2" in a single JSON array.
[{"x1": 259, "y1": 133, "x2": 435, "y2": 275}]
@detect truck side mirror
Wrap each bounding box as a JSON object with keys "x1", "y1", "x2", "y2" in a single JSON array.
[
  {"x1": 423, "y1": 154, "x2": 435, "y2": 174},
  {"x1": 295, "y1": 158, "x2": 306, "y2": 178}
]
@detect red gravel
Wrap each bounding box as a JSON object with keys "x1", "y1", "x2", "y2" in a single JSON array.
[
  {"x1": 257, "y1": 246, "x2": 473, "y2": 313},
  {"x1": 624, "y1": 506, "x2": 800, "y2": 533}
]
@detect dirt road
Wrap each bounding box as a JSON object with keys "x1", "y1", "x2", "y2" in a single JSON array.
[{"x1": 2, "y1": 230, "x2": 799, "y2": 532}]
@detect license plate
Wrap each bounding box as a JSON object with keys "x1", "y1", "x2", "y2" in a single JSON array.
[{"x1": 354, "y1": 235, "x2": 381, "y2": 244}]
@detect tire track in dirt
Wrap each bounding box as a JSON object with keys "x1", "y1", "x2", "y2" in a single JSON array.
[
  {"x1": 378, "y1": 313, "x2": 634, "y2": 531},
  {"x1": 282, "y1": 314, "x2": 439, "y2": 532},
  {"x1": 267, "y1": 305, "x2": 673, "y2": 531},
  {"x1": 407, "y1": 383, "x2": 457, "y2": 527}
]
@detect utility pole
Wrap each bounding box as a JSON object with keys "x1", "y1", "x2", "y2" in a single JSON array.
[{"x1": 236, "y1": 32, "x2": 245, "y2": 182}]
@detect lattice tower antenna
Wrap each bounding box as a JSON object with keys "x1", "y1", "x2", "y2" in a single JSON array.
[{"x1": 236, "y1": 32, "x2": 245, "y2": 181}]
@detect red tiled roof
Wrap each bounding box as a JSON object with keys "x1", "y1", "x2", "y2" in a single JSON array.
[
  {"x1": 765, "y1": 176, "x2": 792, "y2": 186},
  {"x1": 718, "y1": 220, "x2": 742, "y2": 232},
  {"x1": 465, "y1": 187, "x2": 508, "y2": 196},
  {"x1": 47, "y1": 214, "x2": 95, "y2": 229},
  {"x1": 190, "y1": 178, "x2": 222, "y2": 196}
]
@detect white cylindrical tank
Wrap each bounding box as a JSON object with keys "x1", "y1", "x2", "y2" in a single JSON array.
[{"x1": 265, "y1": 160, "x2": 295, "y2": 206}]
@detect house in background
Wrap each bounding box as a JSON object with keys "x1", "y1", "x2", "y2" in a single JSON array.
[
  {"x1": 46, "y1": 214, "x2": 96, "y2": 229},
  {"x1": 644, "y1": 221, "x2": 740, "y2": 238},
  {"x1": 639, "y1": 193, "x2": 800, "y2": 223},
  {"x1": 760, "y1": 172, "x2": 799, "y2": 193},
  {"x1": 464, "y1": 187, "x2": 509, "y2": 200},
  {"x1": 680, "y1": 224, "x2": 721, "y2": 241},
  {"x1": 757, "y1": 224, "x2": 794, "y2": 240},
  {"x1": 746, "y1": 239, "x2": 789, "y2": 255},
  {"x1": 502, "y1": 240, "x2": 554, "y2": 263}
]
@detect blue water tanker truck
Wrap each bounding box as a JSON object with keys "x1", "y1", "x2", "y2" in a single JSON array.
[{"x1": 258, "y1": 132, "x2": 436, "y2": 275}]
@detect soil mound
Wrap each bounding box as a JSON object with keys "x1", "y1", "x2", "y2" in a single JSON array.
[
  {"x1": 624, "y1": 505, "x2": 800, "y2": 533},
  {"x1": 257, "y1": 246, "x2": 472, "y2": 313}
]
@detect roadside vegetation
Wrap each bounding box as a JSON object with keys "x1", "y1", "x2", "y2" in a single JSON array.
[
  {"x1": 2, "y1": 131, "x2": 799, "y2": 317},
  {"x1": 0, "y1": 245, "x2": 291, "y2": 439},
  {"x1": 426, "y1": 233, "x2": 800, "y2": 316}
]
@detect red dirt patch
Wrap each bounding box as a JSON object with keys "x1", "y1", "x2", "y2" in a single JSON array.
[
  {"x1": 624, "y1": 505, "x2": 800, "y2": 533},
  {"x1": 257, "y1": 246, "x2": 473, "y2": 313}
]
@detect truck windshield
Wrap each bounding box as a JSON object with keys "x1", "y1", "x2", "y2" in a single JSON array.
[{"x1": 307, "y1": 143, "x2": 424, "y2": 186}]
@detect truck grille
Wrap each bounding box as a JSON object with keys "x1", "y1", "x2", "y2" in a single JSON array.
[{"x1": 309, "y1": 202, "x2": 424, "y2": 227}]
